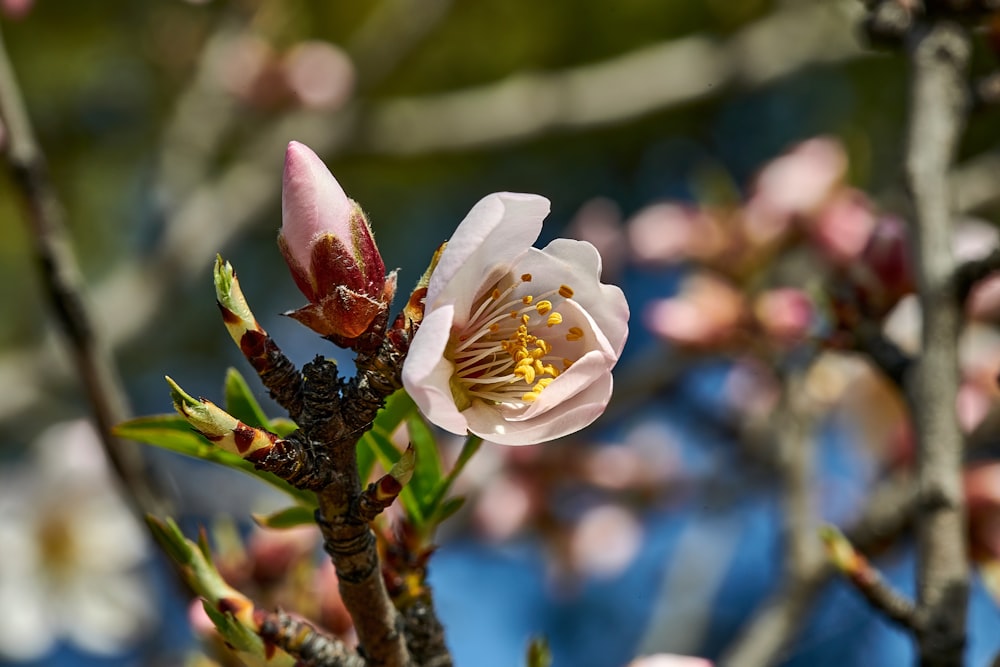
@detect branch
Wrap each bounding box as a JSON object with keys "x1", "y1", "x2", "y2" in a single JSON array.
[
  {"x1": 0, "y1": 23, "x2": 167, "y2": 516},
  {"x1": 903, "y1": 18, "x2": 971, "y2": 666},
  {"x1": 255, "y1": 608, "x2": 366, "y2": 667},
  {"x1": 354, "y1": 0, "x2": 866, "y2": 155}
]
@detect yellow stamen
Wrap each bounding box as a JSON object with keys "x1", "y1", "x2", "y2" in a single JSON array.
[
  {"x1": 522, "y1": 295, "x2": 533, "y2": 305},
  {"x1": 559, "y1": 285, "x2": 574, "y2": 299},
  {"x1": 562, "y1": 358, "x2": 574, "y2": 369},
  {"x1": 489, "y1": 323, "x2": 500, "y2": 333},
  {"x1": 491, "y1": 288, "x2": 501, "y2": 300},
  {"x1": 522, "y1": 392, "x2": 538, "y2": 402},
  {"x1": 536, "y1": 301, "x2": 552, "y2": 315},
  {"x1": 566, "y1": 327, "x2": 584, "y2": 342},
  {"x1": 546, "y1": 312, "x2": 563, "y2": 327},
  {"x1": 521, "y1": 273, "x2": 533, "y2": 282}
]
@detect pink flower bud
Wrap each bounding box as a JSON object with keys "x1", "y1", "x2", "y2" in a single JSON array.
[
  {"x1": 811, "y1": 189, "x2": 876, "y2": 265},
  {"x1": 278, "y1": 141, "x2": 392, "y2": 346}
]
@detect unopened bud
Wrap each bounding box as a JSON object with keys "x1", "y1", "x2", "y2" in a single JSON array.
[{"x1": 278, "y1": 141, "x2": 394, "y2": 347}]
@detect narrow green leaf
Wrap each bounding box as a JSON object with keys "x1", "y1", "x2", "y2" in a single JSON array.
[
  {"x1": 406, "y1": 412, "x2": 443, "y2": 512},
  {"x1": 252, "y1": 505, "x2": 316, "y2": 529},
  {"x1": 426, "y1": 435, "x2": 483, "y2": 520},
  {"x1": 203, "y1": 603, "x2": 264, "y2": 655},
  {"x1": 145, "y1": 515, "x2": 193, "y2": 565},
  {"x1": 269, "y1": 417, "x2": 299, "y2": 439},
  {"x1": 223, "y1": 368, "x2": 271, "y2": 431},
  {"x1": 115, "y1": 415, "x2": 317, "y2": 508},
  {"x1": 356, "y1": 435, "x2": 376, "y2": 484},
  {"x1": 362, "y1": 426, "x2": 401, "y2": 469},
  {"x1": 433, "y1": 495, "x2": 466, "y2": 524},
  {"x1": 374, "y1": 390, "x2": 417, "y2": 434}
]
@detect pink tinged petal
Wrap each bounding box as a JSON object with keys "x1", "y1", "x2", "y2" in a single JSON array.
[
  {"x1": 751, "y1": 137, "x2": 847, "y2": 218},
  {"x1": 811, "y1": 189, "x2": 876, "y2": 264},
  {"x1": 463, "y1": 366, "x2": 613, "y2": 445},
  {"x1": 61, "y1": 573, "x2": 154, "y2": 655},
  {"x1": 427, "y1": 192, "x2": 550, "y2": 314},
  {"x1": 280, "y1": 141, "x2": 355, "y2": 278},
  {"x1": 511, "y1": 349, "x2": 611, "y2": 421},
  {"x1": 525, "y1": 239, "x2": 629, "y2": 356},
  {"x1": 401, "y1": 304, "x2": 470, "y2": 435},
  {"x1": 628, "y1": 655, "x2": 714, "y2": 667}
]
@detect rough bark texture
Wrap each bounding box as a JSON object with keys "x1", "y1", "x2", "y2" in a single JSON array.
[{"x1": 903, "y1": 19, "x2": 971, "y2": 667}]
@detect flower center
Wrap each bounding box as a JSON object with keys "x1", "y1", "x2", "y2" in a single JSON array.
[{"x1": 450, "y1": 273, "x2": 582, "y2": 408}]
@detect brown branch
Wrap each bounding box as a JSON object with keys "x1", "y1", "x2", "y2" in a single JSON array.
[
  {"x1": 820, "y1": 525, "x2": 920, "y2": 629},
  {"x1": 255, "y1": 608, "x2": 366, "y2": 667},
  {"x1": 720, "y1": 474, "x2": 920, "y2": 667},
  {"x1": 0, "y1": 23, "x2": 167, "y2": 516},
  {"x1": 903, "y1": 18, "x2": 971, "y2": 667}
]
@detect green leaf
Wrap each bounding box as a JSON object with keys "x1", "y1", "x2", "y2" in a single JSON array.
[
  {"x1": 203, "y1": 602, "x2": 264, "y2": 655},
  {"x1": 374, "y1": 390, "x2": 418, "y2": 434},
  {"x1": 356, "y1": 435, "x2": 376, "y2": 484},
  {"x1": 115, "y1": 414, "x2": 316, "y2": 509},
  {"x1": 252, "y1": 505, "x2": 316, "y2": 529},
  {"x1": 426, "y1": 435, "x2": 483, "y2": 520},
  {"x1": 406, "y1": 412, "x2": 443, "y2": 511},
  {"x1": 269, "y1": 417, "x2": 299, "y2": 439},
  {"x1": 223, "y1": 368, "x2": 271, "y2": 431},
  {"x1": 526, "y1": 637, "x2": 552, "y2": 667},
  {"x1": 362, "y1": 426, "x2": 402, "y2": 470},
  {"x1": 433, "y1": 495, "x2": 466, "y2": 524}
]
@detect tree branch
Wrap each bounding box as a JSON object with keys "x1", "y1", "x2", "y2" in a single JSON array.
[{"x1": 903, "y1": 18, "x2": 971, "y2": 667}]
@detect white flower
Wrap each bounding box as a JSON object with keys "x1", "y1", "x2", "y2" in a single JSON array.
[
  {"x1": 0, "y1": 420, "x2": 154, "y2": 660},
  {"x1": 402, "y1": 192, "x2": 628, "y2": 445}
]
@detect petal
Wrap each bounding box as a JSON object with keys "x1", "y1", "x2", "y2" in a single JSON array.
[
  {"x1": 516, "y1": 240, "x2": 629, "y2": 356},
  {"x1": 427, "y1": 193, "x2": 550, "y2": 318},
  {"x1": 511, "y1": 349, "x2": 610, "y2": 421},
  {"x1": 281, "y1": 141, "x2": 354, "y2": 273},
  {"x1": 60, "y1": 573, "x2": 153, "y2": 655},
  {"x1": 464, "y1": 369, "x2": 613, "y2": 445},
  {"x1": 401, "y1": 305, "x2": 470, "y2": 435},
  {"x1": 0, "y1": 575, "x2": 54, "y2": 661}
]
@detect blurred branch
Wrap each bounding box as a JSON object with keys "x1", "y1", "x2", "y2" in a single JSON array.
[
  {"x1": 354, "y1": 0, "x2": 866, "y2": 154},
  {"x1": 720, "y1": 474, "x2": 919, "y2": 667},
  {"x1": 0, "y1": 23, "x2": 167, "y2": 515},
  {"x1": 903, "y1": 18, "x2": 971, "y2": 666}
]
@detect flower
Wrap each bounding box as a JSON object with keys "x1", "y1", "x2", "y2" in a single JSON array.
[
  {"x1": 401, "y1": 192, "x2": 628, "y2": 445},
  {"x1": 279, "y1": 141, "x2": 394, "y2": 346},
  {"x1": 0, "y1": 420, "x2": 153, "y2": 660}
]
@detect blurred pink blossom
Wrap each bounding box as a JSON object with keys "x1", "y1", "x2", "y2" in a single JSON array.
[
  {"x1": 1, "y1": 0, "x2": 34, "y2": 19},
  {"x1": 473, "y1": 473, "x2": 534, "y2": 541},
  {"x1": 753, "y1": 288, "x2": 813, "y2": 343},
  {"x1": 744, "y1": 137, "x2": 847, "y2": 233},
  {"x1": 566, "y1": 197, "x2": 628, "y2": 279},
  {"x1": 968, "y1": 274, "x2": 1000, "y2": 322},
  {"x1": 810, "y1": 189, "x2": 876, "y2": 265},
  {"x1": 627, "y1": 204, "x2": 724, "y2": 266},
  {"x1": 569, "y1": 504, "x2": 642, "y2": 578},
  {"x1": 645, "y1": 272, "x2": 745, "y2": 347},
  {"x1": 283, "y1": 41, "x2": 356, "y2": 111}
]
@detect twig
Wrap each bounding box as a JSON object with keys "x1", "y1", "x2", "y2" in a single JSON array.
[
  {"x1": 820, "y1": 525, "x2": 919, "y2": 629},
  {"x1": 903, "y1": 18, "x2": 971, "y2": 667},
  {"x1": 255, "y1": 608, "x2": 366, "y2": 667},
  {"x1": 720, "y1": 474, "x2": 920, "y2": 667},
  {"x1": 0, "y1": 23, "x2": 166, "y2": 516}
]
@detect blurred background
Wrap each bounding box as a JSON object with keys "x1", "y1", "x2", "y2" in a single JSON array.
[{"x1": 3, "y1": 0, "x2": 1000, "y2": 666}]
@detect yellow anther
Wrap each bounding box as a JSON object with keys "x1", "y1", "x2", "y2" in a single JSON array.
[
  {"x1": 536, "y1": 300, "x2": 552, "y2": 315},
  {"x1": 522, "y1": 295, "x2": 533, "y2": 305},
  {"x1": 542, "y1": 364, "x2": 559, "y2": 377},
  {"x1": 522, "y1": 314, "x2": 531, "y2": 325},
  {"x1": 522, "y1": 392, "x2": 538, "y2": 402},
  {"x1": 566, "y1": 327, "x2": 584, "y2": 342},
  {"x1": 546, "y1": 312, "x2": 563, "y2": 327},
  {"x1": 535, "y1": 378, "x2": 554, "y2": 390},
  {"x1": 559, "y1": 285, "x2": 574, "y2": 299},
  {"x1": 510, "y1": 311, "x2": 519, "y2": 318},
  {"x1": 521, "y1": 273, "x2": 533, "y2": 282},
  {"x1": 491, "y1": 288, "x2": 501, "y2": 300},
  {"x1": 489, "y1": 323, "x2": 500, "y2": 333},
  {"x1": 515, "y1": 363, "x2": 536, "y2": 385},
  {"x1": 533, "y1": 359, "x2": 545, "y2": 375},
  {"x1": 562, "y1": 358, "x2": 574, "y2": 369}
]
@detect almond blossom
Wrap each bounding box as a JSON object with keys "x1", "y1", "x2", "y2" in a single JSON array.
[
  {"x1": 402, "y1": 192, "x2": 628, "y2": 445},
  {"x1": 0, "y1": 421, "x2": 153, "y2": 660}
]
